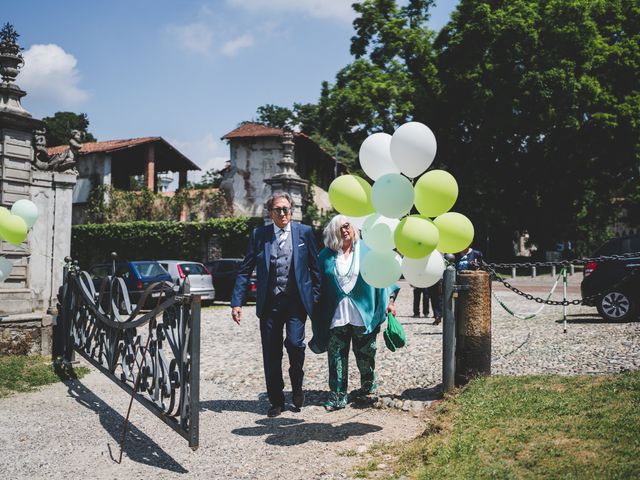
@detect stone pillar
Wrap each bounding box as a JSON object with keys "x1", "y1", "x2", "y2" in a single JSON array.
[
  {"x1": 0, "y1": 26, "x2": 77, "y2": 354},
  {"x1": 144, "y1": 144, "x2": 155, "y2": 191},
  {"x1": 265, "y1": 130, "x2": 308, "y2": 223},
  {"x1": 455, "y1": 270, "x2": 492, "y2": 386}
]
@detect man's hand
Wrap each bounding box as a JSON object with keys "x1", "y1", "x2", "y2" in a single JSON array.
[{"x1": 232, "y1": 306, "x2": 242, "y2": 325}]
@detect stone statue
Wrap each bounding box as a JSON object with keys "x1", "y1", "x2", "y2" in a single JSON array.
[{"x1": 32, "y1": 128, "x2": 82, "y2": 173}]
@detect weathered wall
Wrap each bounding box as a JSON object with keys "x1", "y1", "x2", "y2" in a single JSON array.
[{"x1": 222, "y1": 138, "x2": 282, "y2": 217}]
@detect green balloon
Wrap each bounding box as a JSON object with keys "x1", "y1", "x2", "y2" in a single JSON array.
[
  {"x1": 434, "y1": 212, "x2": 474, "y2": 253},
  {"x1": 0, "y1": 214, "x2": 28, "y2": 246},
  {"x1": 414, "y1": 170, "x2": 458, "y2": 218},
  {"x1": 328, "y1": 175, "x2": 375, "y2": 217},
  {"x1": 0, "y1": 206, "x2": 9, "y2": 219},
  {"x1": 393, "y1": 215, "x2": 439, "y2": 259}
]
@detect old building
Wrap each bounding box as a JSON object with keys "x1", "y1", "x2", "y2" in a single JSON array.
[
  {"x1": 47, "y1": 137, "x2": 200, "y2": 224},
  {"x1": 220, "y1": 123, "x2": 345, "y2": 220}
]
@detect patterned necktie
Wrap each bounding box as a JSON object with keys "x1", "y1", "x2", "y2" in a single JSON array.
[{"x1": 277, "y1": 229, "x2": 286, "y2": 250}]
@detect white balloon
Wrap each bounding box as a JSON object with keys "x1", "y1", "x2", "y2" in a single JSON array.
[
  {"x1": 361, "y1": 250, "x2": 402, "y2": 288},
  {"x1": 401, "y1": 250, "x2": 445, "y2": 288},
  {"x1": 347, "y1": 214, "x2": 372, "y2": 231},
  {"x1": 362, "y1": 214, "x2": 399, "y2": 251},
  {"x1": 10, "y1": 199, "x2": 39, "y2": 228},
  {"x1": 0, "y1": 256, "x2": 13, "y2": 282},
  {"x1": 390, "y1": 122, "x2": 437, "y2": 178},
  {"x1": 359, "y1": 132, "x2": 401, "y2": 181},
  {"x1": 371, "y1": 173, "x2": 415, "y2": 218}
]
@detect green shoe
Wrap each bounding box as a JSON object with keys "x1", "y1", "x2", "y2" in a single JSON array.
[{"x1": 324, "y1": 391, "x2": 347, "y2": 411}]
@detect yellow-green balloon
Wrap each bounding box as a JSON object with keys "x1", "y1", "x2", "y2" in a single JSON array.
[
  {"x1": 0, "y1": 206, "x2": 9, "y2": 219},
  {"x1": 393, "y1": 215, "x2": 439, "y2": 259},
  {"x1": 0, "y1": 214, "x2": 28, "y2": 246},
  {"x1": 433, "y1": 212, "x2": 474, "y2": 253},
  {"x1": 414, "y1": 170, "x2": 458, "y2": 217},
  {"x1": 328, "y1": 175, "x2": 375, "y2": 217}
]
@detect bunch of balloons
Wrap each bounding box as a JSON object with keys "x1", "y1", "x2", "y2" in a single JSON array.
[
  {"x1": 0, "y1": 199, "x2": 39, "y2": 282},
  {"x1": 328, "y1": 122, "x2": 474, "y2": 289}
]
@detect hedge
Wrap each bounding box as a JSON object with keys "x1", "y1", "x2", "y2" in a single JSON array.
[{"x1": 71, "y1": 217, "x2": 263, "y2": 268}]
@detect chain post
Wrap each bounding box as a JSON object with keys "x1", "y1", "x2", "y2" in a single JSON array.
[
  {"x1": 511, "y1": 266, "x2": 516, "y2": 279},
  {"x1": 531, "y1": 266, "x2": 536, "y2": 278},
  {"x1": 551, "y1": 265, "x2": 556, "y2": 277},
  {"x1": 562, "y1": 267, "x2": 568, "y2": 333},
  {"x1": 442, "y1": 260, "x2": 456, "y2": 393},
  {"x1": 570, "y1": 264, "x2": 575, "y2": 276}
]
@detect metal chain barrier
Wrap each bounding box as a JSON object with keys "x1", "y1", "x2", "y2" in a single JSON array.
[
  {"x1": 492, "y1": 269, "x2": 563, "y2": 319},
  {"x1": 478, "y1": 251, "x2": 640, "y2": 306}
]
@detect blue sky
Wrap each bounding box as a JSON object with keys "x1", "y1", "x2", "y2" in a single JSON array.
[{"x1": 4, "y1": 0, "x2": 458, "y2": 185}]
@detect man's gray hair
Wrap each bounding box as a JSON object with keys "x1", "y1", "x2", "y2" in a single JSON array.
[
  {"x1": 266, "y1": 191, "x2": 295, "y2": 211},
  {"x1": 323, "y1": 214, "x2": 360, "y2": 252}
]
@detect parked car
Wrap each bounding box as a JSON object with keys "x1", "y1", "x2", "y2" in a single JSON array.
[
  {"x1": 158, "y1": 260, "x2": 216, "y2": 304},
  {"x1": 88, "y1": 260, "x2": 174, "y2": 310},
  {"x1": 206, "y1": 258, "x2": 257, "y2": 303},
  {"x1": 580, "y1": 234, "x2": 640, "y2": 321}
]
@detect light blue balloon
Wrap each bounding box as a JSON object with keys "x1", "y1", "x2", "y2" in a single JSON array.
[
  {"x1": 371, "y1": 173, "x2": 414, "y2": 219},
  {"x1": 11, "y1": 199, "x2": 38, "y2": 228}
]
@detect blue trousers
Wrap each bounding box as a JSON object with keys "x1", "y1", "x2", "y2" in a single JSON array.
[{"x1": 260, "y1": 293, "x2": 307, "y2": 408}]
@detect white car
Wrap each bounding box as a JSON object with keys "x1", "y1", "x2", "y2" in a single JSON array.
[{"x1": 158, "y1": 260, "x2": 216, "y2": 304}]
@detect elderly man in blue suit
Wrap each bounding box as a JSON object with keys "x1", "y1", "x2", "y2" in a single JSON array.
[{"x1": 231, "y1": 192, "x2": 321, "y2": 417}]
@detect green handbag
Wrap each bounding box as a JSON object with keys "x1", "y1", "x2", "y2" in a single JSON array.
[{"x1": 383, "y1": 312, "x2": 406, "y2": 351}]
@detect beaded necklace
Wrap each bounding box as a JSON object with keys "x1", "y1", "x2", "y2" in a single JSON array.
[{"x1": 335, "y1": 242, "x2": 357, "y2": 282}]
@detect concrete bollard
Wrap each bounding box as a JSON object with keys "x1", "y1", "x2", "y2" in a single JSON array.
[{"x1": 455, "y1": 270, "x2": 491, "y2": 387}]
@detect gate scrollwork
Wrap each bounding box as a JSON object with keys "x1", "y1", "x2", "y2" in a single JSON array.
[{"x1": 58, "y1": 257, "x2": 200, "y2": 449}]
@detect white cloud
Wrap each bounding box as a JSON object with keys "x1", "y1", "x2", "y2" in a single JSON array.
[
  {"x1": 226, "y1": 0, "x2": 358, "y2": 22},
  {"x1": 167, "y1": 133, "x2": 229, "y2": 189},
  {"x1": 221, "y1": 33, "x2": 255, "y2": 57},
  {"x1": 166, "y1": 23, "x2": 214, "y2": 55},
  {"x1": 19, "y1": 44, "x2": 90, "y2": 108}
]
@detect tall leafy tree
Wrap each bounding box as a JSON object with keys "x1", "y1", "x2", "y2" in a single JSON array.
[
  {"x1": 434, "y1": 0, "x2": 640, "y2": 254},
  {"x1": 42, "y1": 111, "x2": 97, "y2": 146}
]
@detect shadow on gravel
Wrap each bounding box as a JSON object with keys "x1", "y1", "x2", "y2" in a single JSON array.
[
  {"x1": 556, "y1": 314, "x2": 639, "y2": 325},
  {"x1": 201, "y1": 390, "x2": 331, "y2": 415},
  {"x1": 231, "y1": 417, "x2": 382, "y2": 446},
  {"x1": 399, "y1": 385, "x2": 442, "y2": 402},
  {"x1": 63, "y1": 379, "x2": 188, "y2": 474}
]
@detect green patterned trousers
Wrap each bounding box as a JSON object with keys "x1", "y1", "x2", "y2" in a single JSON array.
[{"x1": 326, "y1": 324, "x2": 379, "y2": 408}]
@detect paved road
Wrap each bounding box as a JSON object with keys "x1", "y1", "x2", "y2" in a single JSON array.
[{"x1": 0, "y1": 274, "x2": 637, "y2": 479}]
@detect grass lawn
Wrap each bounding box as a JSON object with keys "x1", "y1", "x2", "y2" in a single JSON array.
[
  {"x1": 357, "y1": 372, "x2": 640, "y2": 479},
  {"x1": 0, "y1": 355, "x2": 90, "y2": 398}
]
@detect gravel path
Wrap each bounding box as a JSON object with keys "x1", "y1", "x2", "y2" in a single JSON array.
[{"x1": 0, "y1": 276, "x2": 638, "y2": 479}]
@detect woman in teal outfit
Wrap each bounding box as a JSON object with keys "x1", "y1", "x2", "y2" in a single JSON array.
[{"x1": 310, "y1": 214, "x2": 399, "y2": 411}]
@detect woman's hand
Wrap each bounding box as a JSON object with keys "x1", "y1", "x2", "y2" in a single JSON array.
[{"x1": 386, "y1": 298, "x2": 396, "y2": 316}]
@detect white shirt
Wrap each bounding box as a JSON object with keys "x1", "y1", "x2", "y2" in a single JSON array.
[
  {"x1": 330, "y1": 242, "x2": 364, "y2": 329},
  {"x1": 273, "y1": 223, "x2": 291, "y2": 250}
]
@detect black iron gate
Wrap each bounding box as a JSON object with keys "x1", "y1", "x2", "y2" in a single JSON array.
[{"x1": 57, "y1": 257, "x2": 200, "y2": 450}]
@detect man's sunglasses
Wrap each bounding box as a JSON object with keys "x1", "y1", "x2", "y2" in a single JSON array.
[{"x1": 271, "y1": 207, "x2": 291, "y2": 215}]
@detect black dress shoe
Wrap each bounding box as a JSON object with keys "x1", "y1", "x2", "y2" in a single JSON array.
[
  {"x1": 292, "y1": 391, "x2": 305, "y2": 409},
  {"x1": 267, "y1": 405, "x2": 284, "y2": 417}
]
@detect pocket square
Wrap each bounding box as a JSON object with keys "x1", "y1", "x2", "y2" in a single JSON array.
[{"x1": 298, "y1": 243, "x2": 305, "y2": 247}]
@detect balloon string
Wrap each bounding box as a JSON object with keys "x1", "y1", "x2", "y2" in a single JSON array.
[{"x1": 1, "y1": 242, "x2": 67, "y2": 267}]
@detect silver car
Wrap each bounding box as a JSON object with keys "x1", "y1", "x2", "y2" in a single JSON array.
[{"x1": 158, "y1": 260, "x2": 216, "y2": 304}]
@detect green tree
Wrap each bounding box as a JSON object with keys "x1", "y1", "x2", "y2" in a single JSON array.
[
  {"x1": 256, "y1": 104, "x2": 294, "y2": 128},
  {"x1": 434, "y1": 0, "x2": 640, "y2": 254},
  {"x1": 188, "y1": 168, "x2": 226, "y2": 189},
  {"x1": 41, "y1": 111, "x2": 97, "y2": 146}
]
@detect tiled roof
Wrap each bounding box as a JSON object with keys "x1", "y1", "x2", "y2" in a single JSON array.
[
  {"x1": 221, "y1": 123, "x2": 285, "y2": 139},
  {"x1": 221, "y1": 122, "x2": 339, "y2": 163},
  {"x1": 47, "y1": 137, "x2": 160, "y2": 155}
]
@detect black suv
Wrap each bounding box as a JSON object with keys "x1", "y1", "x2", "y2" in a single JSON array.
[
  {"x1": 580, "y1": 234, "x2": 640, "y2": 321},
  {"x1": 206, "y1": 258, "x2": 257, "y2": 303}
]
